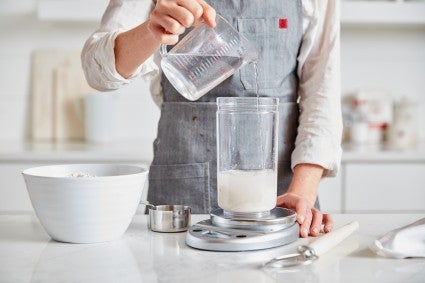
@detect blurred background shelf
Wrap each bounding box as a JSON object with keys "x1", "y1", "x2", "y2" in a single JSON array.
[
  {"x1": 0, "y1": 140, "x2": 153, "y2": 163},
  {"x1": 341, "y1": 1, "x2": 425, "y2": 26},
  {"x1": 36, "y1": 0, "x2": 425, "y2": 25}
]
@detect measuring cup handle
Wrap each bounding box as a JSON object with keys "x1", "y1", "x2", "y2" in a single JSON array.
[
  {"x1": 140, "y1": 200, "x2": 156, "y2": 210},
  {"x1": 159, "y1": 44, "x2": 168, "y2": 57}
]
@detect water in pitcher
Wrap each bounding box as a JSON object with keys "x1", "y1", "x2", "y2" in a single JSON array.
[
  {"x1": 161, "y1": 54, "x2": 245, "y2": 99},
  {"x1": 218, "y1": 169, "x2": 277, "y2": 213}
]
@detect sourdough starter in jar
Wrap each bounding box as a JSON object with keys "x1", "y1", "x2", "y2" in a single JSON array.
[
  {"x1": 218, "y1": 169, "x2": 277, "y2": 213},
  {"x1": 216, "y1": 97, "x2": 279, "y2": 215}
]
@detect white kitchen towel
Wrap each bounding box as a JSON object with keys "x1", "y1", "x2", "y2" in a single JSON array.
[{"x1": 370, "y1": 217, "x2": 425, "y2": 259}]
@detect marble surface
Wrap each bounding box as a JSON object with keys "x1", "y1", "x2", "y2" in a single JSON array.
[{"x1": 1, "y1": 213, "x2": 424, "y2": 283}]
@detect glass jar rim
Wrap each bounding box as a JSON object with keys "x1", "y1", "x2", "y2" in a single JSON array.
[{"x1": 217, "y1": 97, "x2": 279, "y2": 112}]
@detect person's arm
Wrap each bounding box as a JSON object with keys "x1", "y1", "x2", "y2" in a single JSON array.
[
  {"x1": 115, "y1": 0, "x2": 216, "y2": 78},
  {"x1": 114, "y1": 22, "x2": 161, "y2": 79},
  {"x1": 81, "y1": 0, "x2": 216, "y2": 90},
  {"x1": 81, "y1": 0, "x2": 156, "y2": 91},
  {"x1": 277, "y1": 0, "x2": 342, "y2": 237},
  {"x1": 277, "y1": 164, "x2": 333, "y2": 238}
]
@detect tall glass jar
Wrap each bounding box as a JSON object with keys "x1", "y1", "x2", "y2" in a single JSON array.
[{"x1": 216, "y1": 97, "x2": 279, "y2": 216}]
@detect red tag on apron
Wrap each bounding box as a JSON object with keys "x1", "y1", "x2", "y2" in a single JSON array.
[{"x1": 279, "y1": 18, "x2": 288, "y2": 29}]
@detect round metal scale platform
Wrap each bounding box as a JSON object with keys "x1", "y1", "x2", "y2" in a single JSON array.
[{"x1": 185, "y1": 207, "x2": 299, "y2": 251}]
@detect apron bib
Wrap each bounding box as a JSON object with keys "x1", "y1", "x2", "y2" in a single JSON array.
[{"x1": 148, "y1": 0, "x2": 304, "y2": 213}]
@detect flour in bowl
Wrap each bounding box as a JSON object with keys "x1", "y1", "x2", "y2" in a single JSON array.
[{"x1": 69, "y1": 172, "x2": 96, "y2": 178}]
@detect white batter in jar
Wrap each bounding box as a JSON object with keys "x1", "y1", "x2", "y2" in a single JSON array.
[{"x1": 218, "y1": 169, "x2": 277, "y2": 213}]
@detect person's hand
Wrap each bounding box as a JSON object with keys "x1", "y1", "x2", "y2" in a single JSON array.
[
  {"x1": 147, "y1": 0, "x2": 216, "y2": 45},
  {"x1": 276, "y1": 192, "x2": 333, "y2": 238}
]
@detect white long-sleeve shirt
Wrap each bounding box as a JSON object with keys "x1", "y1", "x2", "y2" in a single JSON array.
[{"x1": 81, "y1": 0, "x2": 343, "y2": 177}]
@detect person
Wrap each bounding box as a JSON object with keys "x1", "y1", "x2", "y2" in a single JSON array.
[{"x1": 81, "y1": 0, "x2": 342, "y2": 238}]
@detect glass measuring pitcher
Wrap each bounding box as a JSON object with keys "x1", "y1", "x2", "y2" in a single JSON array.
[
  {"x1": 216, "y1": 97, "x2": 279, "y2": 216},
  {"x1": 160, "y1": 15, "x2": 258, "y2": 101}
]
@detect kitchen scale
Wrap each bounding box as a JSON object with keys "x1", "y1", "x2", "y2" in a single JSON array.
[{"x1": 186, "y1": 207, "x2": 299, "y2": 251}]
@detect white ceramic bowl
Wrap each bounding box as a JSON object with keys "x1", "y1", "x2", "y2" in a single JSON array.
[{"x1": 22, "y1": 164, "x2": 148, "y2": 244}]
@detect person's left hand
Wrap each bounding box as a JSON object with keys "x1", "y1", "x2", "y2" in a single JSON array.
[{"x1": 276, "y1": 192, "x2": 333, "y2": 238}]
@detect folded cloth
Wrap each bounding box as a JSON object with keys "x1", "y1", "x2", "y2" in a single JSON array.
[{"x1": 370, "y1": 217, "x2": 425, "y2": 259}]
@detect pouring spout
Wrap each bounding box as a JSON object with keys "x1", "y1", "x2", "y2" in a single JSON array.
[{"x1": 159, "y1": 44, "x2": 168, "y2": 57}]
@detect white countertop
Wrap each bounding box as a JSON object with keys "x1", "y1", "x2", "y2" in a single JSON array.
[{"x1": 1, "y1": 213, "x2": 424, "y2": 283}]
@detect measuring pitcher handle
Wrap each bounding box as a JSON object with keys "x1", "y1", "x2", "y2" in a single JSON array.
[{"x1": 159, "y1": 44, "x2": 168, "y2": 57}]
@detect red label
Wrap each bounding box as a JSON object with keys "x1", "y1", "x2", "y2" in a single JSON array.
[{"x1": 279, "y1": 18, "x2": 288, "y2": 29}]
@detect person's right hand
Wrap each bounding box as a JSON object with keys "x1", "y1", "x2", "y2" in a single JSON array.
[{"x1": 147, "y1": 0, "x2": 216, "y2": 45}]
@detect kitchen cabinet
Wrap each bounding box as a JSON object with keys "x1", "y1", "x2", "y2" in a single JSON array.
[
  {"x1": 0, "y1": 164, "x2": 34, "y2": 212},
  {"x1": 345, "y1": 163, "x2": 425, "y2": 213},
  {"x1": 318, "y1": 145, "x2": 425, "y2": 214},
  {"x1": 317, "y1": 172, "x2": 343, "y2": 213}
]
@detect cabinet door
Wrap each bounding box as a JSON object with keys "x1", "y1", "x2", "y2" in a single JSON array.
[
  {"x1": 345, "y1": 163, "x2": 425, "y2": 212},
  {"x1": 318, "y1": 173, "x2": 343, "y2": 213},
  {"x1": 0, "y1": 163, "x2": 36, "y2": 212}
]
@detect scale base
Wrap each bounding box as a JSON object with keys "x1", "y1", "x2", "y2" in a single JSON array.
[{"x1": 186, "y1": 219, "x2": 299, "y2": 251}]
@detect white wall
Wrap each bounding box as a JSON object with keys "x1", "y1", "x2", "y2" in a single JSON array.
[
  {"x1": 0, "y1": 1, "x2": 424, "y2": 142},
  {"x1": 341, "y1": 25, "x2": 425, "y2": 138},
  {"x1": 0, "y1": 0, "x2": 160, "y2": 142},
  {"x1": 341, "y1": 26, "x2": 425, "y2": 97}
]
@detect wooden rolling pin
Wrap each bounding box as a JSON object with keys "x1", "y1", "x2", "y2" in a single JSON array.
[{"x1": 264, "y1": 221, "x2": 360, "y2": 268}]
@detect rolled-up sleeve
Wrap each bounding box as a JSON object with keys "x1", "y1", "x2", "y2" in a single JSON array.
[
  {"x1": 292, "y1": 0, "x2": 343, "y2": 177},
  {"x1": 81, "y1": 0, "x2": 158, "y2": 91}
]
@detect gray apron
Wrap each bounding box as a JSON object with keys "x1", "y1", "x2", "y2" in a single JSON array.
[{"x1": 148, "y1": 0, "x2": 310, "y2": 214}]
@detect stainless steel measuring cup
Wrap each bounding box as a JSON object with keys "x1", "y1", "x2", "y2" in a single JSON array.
[
  {"x1": 142, "y1": 201, "x2": 191, "y2": 233},
  {"x1": 160, "y1": 14, "x2": 258, "y2": 101}
]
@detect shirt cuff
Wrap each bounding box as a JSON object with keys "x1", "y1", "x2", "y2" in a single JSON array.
[
  {"x1": 93, "y1": 30, "x2": 160, "y2": 88},
  {"x1": 291, "y1": 137, "x2": 342, "y2": 177}
]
